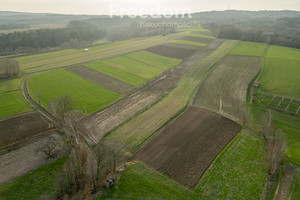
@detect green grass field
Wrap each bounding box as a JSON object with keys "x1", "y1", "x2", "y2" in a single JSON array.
[
  {"x1": 229, "y1": 41, "x2": 267, "y2": 57},
  {"x1": 0, "y1": 157, "x2": 67, "y2": 200},
  {"x1": 170, "y1": 40, "x2": 207, "y2": 47},
  {"x1": 100, "y1": 162, "x2": 196, "y2": 200},
  {"x1": 196, "y1": 129, "x2": 268, "y2": 199},
  {"x1": 85, "y1": 51, "x2": 181, "y2": 87},
  {"x1": 101, "y1": 56, "x2": 162, "y2": 80},
  {"x1": 124, "y1": 51, "x2": 182, "y2": 70},
  {"x1": 0, "y1": 91, "x2": 32, "y2": 118},
  {"x1": 258, "y1": 46, "x2": 300, "y2": 98},
  {"x1": 273, "y1": 112, "x2": 300, "y2": 166},
  {"x1": 288, "y1": 168, "x2": 300, "y2": 199},
  {"x1": 85, "y1": 62, "x2": 146, "y2": 87},
  {"x1": 27, "y1": 69, "x2": 122, "y2": 113},
  {"x1": 16, "y1": 33, "x2": 185, "y2": 73},
  {"x1": 186, "y1": 34, "x2": 215, "y2": 39},
  {"x1": 0, "y1": 78, "x2": 23, "y2": 93}
]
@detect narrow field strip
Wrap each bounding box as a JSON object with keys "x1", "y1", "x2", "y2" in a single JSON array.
[
  {"x1": 170, "y1": 40, "x2": 207, "y2": 47},
  {"x1": 146, "y1": 44, "x2": 200, "y2": 59},
  {"x1": 67, "y1": 65, "x2": 135, "y2": 95},
  {"x1": 27, "y1": 69, "x2": 122, "y2": 113},
  {"x1": 186, "y1": 33, "x2": 216, "y2": 39},
  {"x1": 124, "y1": 51, "x2": 182, "y2": 71},
  {"x1": 181, "y1": 36, "x2": 214, "y2": 43},
  {"x1": 196, "y1": 129, "x2": 268, "y2": 200},
  {"x1": 101, "y1": 56, "x2": 162, "y2": 79},
  {"x1": 85, "y1": 61, "x2": 146, "y2": 87}
]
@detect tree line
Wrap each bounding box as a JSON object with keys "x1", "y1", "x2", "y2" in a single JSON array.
[
  {"x1": 0, "y1": 21, "x2": 106, "y2": 55},
  {"x1": 213, "y1": 24, "x2": 300, "y2": 49}
]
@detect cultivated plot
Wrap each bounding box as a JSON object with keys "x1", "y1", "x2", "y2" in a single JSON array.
[
  {"x1": 170, "y1": 40, "x2": 207, "y2": 47},
  {"x1": 67, "y1": 65, "x2": 134, "y2": 95},
  {"x1": 181, "y1": 36, "x2": 214, "y2": 43},
  {"x1": 229, "y1": 41, "x2": 267, "y2": 57},
  {"x1": 101, "y1": 56, "x2": 161, "y2": 80},
  {"x1": 85, "y1": 61, "x2": 146, "y2": 87},
  {"x1": 146, "y1": 45, "x2": 199, "y2": 59},
  {"x1": 196, "y1": 129, "x2": 268, "y2": 200},
  {"x1": 135, "y1": 107, "x2": 242, "y2": 188},
  {"x1": 27, "y1": 69, "x2": 122, "y2": 113},
  {"x1": 0, "y1": 91, "x2": 32, "y2": 119},
  {"x1": 194, "y1": 55, "x2": 261, "y2": 122},
  {"x1": 124, "y1": 50, "x2": 182, "y2": 71},
  {"x1": 0, "y1": 112, "x2": 51, "y2": 148}
]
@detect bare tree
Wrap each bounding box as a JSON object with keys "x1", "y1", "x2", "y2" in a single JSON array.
[
  {"x1": 0, "y1": 58, "x2": 20, "y2": 79},
  {"x1": 267, "y1": 129, "x2": 286, "y2": 176},
  {"x1": 258, "y1": 109, "x2": 275, "y2": 139},
  {"x1": 41, "y1": 136, "x2": 59, "y2": 159},
  {"x1": 47, "y1": 95, "x2": 76, "y2": 122}
]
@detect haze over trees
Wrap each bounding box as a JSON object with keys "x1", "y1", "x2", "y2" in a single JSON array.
[{"x1": 0, "y1": 58, "x2": 20, "y2": 79}]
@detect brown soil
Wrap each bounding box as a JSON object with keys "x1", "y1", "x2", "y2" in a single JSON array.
[
  {"x1": 181, "y1": 36, "x2": 214, "y2": 44},
  {"x1": 164, "y1": 42, "x2": 202, "y2": 50},
  {"x1": 0, "y1": 132, "x2": 69, "y2": 185},
  {"x1": 0, "y1": 112, "x2": 53, "y2": 148},
  {"x1": 145, "y1": 45, "x2": 198, "y2": 59},
  {"x1": 67, "y1": 65, "x2": 135, "y2": 95},
  {"x1": 82, "y1": 40, "x2": 224, "y2": 144},
  {"x1": 135, "y1": 107, "x2": 242, "y2": 189}
]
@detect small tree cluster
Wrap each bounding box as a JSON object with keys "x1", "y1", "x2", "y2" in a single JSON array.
[{"x1": 0, "y1": 58, "x2": 20, "y2": 79}]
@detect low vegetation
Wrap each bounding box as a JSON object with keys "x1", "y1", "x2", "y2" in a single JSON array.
[
  {"x1": 229, "y1": 41, "x2": 267, "y2": 57},
  {"x1": 258, "y1": 46, "x2": 300, "y2": 98},
  {"x1": 27, "y1": 69, "x2": 122, "y2": 113},
  {"x1": 0, "y1": 91, "x2": 32, "y2": 118},
  {"x1": 0, "y1": 157, "x2": 68, "y2": 200},
  {"x1": 196, "y1": 129, "x2": 268, "y2": 199}
]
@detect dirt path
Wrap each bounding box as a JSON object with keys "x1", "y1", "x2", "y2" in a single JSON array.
[{"x1": 82, "y1": 40, "x2": 225, "y2": 143}]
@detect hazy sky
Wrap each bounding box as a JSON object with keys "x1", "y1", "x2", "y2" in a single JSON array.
[{"x1": 1, "y1": 0, "x2": 300, "y2": 15}]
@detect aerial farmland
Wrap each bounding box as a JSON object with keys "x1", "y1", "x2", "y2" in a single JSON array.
[{"x1": 0, "y1": 6, "x2": 300, "y2": 200}]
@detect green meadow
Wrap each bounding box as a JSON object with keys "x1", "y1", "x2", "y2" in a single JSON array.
[
  {"x1": 259, "y1": 46, "x2": 300, "y2": 98},
  {"x1": 170, "y1": 40, "x2": 207, "y2": 47},
  {"x1": 229, "y1": 41, "x2": 267, "y2": 57},
  {"x1": 27, "y1": 69, "x2": 122, "y2": 113}
]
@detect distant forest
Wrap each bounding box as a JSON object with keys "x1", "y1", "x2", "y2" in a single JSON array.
[
  {"x1": 0, "y1": 15, "x2": 175, "y2": 55},
  {"x1": 1, "y1": 10, "x2": 300, "y2": 55},
  {"x1": 196, "y1": 11, "x2": 300, "y2": 48}
]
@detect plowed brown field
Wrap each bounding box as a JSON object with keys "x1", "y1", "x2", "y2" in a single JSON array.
[
  {"x1": 0, "y1": 112, "x2": 52, "y2": 148},
  {"x1": 135, "y1": 107, "x2": 242, "y2": 188},
  {"x1": 145, "y1": 45, "x2": 198, "y2": 59}
]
